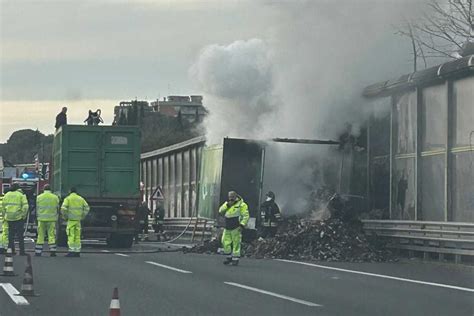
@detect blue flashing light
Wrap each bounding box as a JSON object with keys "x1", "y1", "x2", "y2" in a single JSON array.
[{"x1": 22, "y1": 173, "x2": 29, "y2": 179}]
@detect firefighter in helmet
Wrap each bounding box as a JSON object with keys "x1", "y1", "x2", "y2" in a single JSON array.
[{"x1": 259, "y1": 191, "x2": 282, "y2": 238}]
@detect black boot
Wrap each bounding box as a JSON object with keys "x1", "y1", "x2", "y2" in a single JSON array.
[
  {"x1": 231, "y1": 259, "x2": 239, "y2": 266},
  {"x1": 65, "y1": 252, "x2": 76, "y2": 257},
  {"x1": 223, "y1": 257, "x2": 232, "y2": 265},
  {"x1": 50, "y1": 252, "x2": 57, "y2": 257}
]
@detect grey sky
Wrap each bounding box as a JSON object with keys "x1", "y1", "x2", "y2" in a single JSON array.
[
  {"x1": 1, "y1": 1, "x2": 275, "y2": 100},
  {"x1": 1, "y1": 0, "x2": 418, "y2": 143},
  {"x1": 0, "y1": 0, "x2": 279, "y2": 141}
]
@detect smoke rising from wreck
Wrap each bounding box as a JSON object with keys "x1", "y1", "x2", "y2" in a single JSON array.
[
  {"x1": 190, "y1": 38, "x2": 274, "y2": 142},
  {"x1": 191, "y1": 1, "x2": 421, "y2": 214}
]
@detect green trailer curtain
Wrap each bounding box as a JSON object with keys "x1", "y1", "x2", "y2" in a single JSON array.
[{"x1": 198, "y1": 145, "x2": 223, "y2": 219}]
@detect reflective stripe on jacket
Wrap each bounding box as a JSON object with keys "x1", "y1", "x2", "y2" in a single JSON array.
[
  {"x1": 260, "y1": 200, "x2": 281, "y2": 227},
  {"x1": 61, "y1": 193, "x2": 90, "y2": 221},
  {"x1": 219, "y1": 197, "x2": 250, "y2": 230},
  {"x1": 36, "y1": 190, "x2": 60, "y2": 221},
  {"x1": 2, "y1": 191, "x2": 28, "y2": 221}
]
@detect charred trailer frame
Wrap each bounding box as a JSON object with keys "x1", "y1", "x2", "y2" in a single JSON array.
[
  {"x1": 140, "y1": 137, "x2": 266, "y2": 226},
  {"x1": 219, "y1": 138, "x2": 265, "y2": 220}
]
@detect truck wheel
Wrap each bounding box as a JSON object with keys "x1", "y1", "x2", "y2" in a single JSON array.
[
  {"x1": 119, "y1": 235, "x2": 134, "y2": 248},
  {"x1": 107, "y1": 234, "x2": 133, "y2": 248},
  {"x1": 106, "y1": 234, "x2": 120, "y2": 248}
]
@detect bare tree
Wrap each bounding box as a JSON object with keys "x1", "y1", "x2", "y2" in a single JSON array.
[{"x1": 398, "y1": 0, "x2": 473, "y2": 71}]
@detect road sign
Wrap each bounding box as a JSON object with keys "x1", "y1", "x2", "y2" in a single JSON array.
[{"x1": 150, "y1": 186, "x2": 164, "y2": 200}]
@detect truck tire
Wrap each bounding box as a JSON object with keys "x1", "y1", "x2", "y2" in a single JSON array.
[
  {"x1": 119, "y1": 235, "x2": 134, "y2": 248},
  {"x1": 107, "y1": 234, "x2": 134, "y2": 249},
  {"x1": 106, "y1": 234, "x2": 120, "y2": 248}
]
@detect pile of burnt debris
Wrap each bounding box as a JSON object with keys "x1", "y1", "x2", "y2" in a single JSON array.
[
  {"x1": 242, "y1": 216, "x2": 393, "y2": 262},
  {"x1": 187, "y1": 188, "x2": 395, "y2": 262}
]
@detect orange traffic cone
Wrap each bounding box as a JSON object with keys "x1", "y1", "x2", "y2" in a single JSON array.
[
  {"x1": 1, "y1": 248, "x2": 17, "y2": 276},
  {"x1": 18, "y1": 254, "x2": 38, "y2": 296},
  {"x1": 109, "y1": 287, "x2": 121, "y2": 316}
]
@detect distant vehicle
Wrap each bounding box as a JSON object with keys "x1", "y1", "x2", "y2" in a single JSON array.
[{"x1": 52, "y1": 125, "x2": 141, "y2": 248}]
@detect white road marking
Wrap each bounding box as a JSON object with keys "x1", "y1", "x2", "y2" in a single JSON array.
[
  {"x1": 276, "y1": 259, "x2": 474, "y2": 293},
  {"x1": 0, "y1": 283, "x2": 30, "y2": 306},
  {"x1": 224, "y1": 282, "x2": 322, "y2": 307},
  {"x1": 115, "y1": 253, "x2": 129, "y2": 257},
  {"x1": 145, "y1": 261, "x2": 192, "y2": 274},
  {"x1": 101, "y1": 250, "x2": 110, "y2": 253}
]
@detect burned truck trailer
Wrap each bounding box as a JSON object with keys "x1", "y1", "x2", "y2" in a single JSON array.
[
  {"x1": 201, "y1": 138, "x2": 264, "y2": 222},
  {"x1": 140, "y1": 137, "x2": 265, "y2": 223},
  {"x1": 52, "y1": 125, "x2": 141, "y2": 248}
]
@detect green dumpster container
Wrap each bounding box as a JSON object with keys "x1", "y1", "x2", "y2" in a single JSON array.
[{"x1": 52, "y1": 125, "x2": 141, "y2": 248}]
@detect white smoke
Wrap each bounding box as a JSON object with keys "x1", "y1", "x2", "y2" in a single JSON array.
[
  {"x1": 190, "y1": 39, "x2": 274, "y2": 143},
  {"x1": 190, "y1": 1, "x2": 422, "y2": 213}
]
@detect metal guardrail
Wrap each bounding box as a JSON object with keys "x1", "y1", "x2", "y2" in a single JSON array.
[
  {"x1": 0, "y1": 218, "x2": 213, "y2": 242},
  {"x1": 362, "y1": 220, "x2": 474, "y2": 263},
  {"x1": 160, "y1": 217, "x2": 215, "y2": 241}
]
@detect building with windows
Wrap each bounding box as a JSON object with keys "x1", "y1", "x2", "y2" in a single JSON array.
[
  {"x1": 363, "y1": 55, "x2": 473, "y2": 223},
  {"x1": 113, "y1": 100, "x2": 155, "y2": 126},
  {"x1": 151, "y1": 95, "x2": 207, "y2": 123}
]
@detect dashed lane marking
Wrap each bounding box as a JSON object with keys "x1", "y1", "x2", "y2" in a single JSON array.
[
  {"x1": 101, "y1": 250, "x2": 110, "y2": 253},
  {"x1": 145, "y1": 261, "x2": 192, "y2": 274},
  {"x1": 0, "y1": 283, "x2": 29, "y2": 306},
  {"x1": 224, "y1": 282, "x2": 322, "y2": 307},
  {"x1": 115, "y1": 253, "x2": 129, "y2": 257},
  {"x1": 276, "y1": 259, "x2": 474, "y2": 293}
]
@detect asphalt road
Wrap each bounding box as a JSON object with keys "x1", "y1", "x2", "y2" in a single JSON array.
[{"x1": 0, "y1": 243, "x2": 473, "y2": 316}]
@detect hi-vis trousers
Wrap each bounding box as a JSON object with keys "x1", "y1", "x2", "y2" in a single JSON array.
[
  {"x1": 66, "y1": 220, "x2": 82, "y2": 253},
  {"x1": 221, "y1": 227, "x2": 242, "y2": 261}
]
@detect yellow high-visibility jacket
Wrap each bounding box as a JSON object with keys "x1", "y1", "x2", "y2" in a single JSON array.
[
  {"x1": 219, "y1": 197, "x2": 249, "y2": 230},
  {"x1": 61, "y1": 193, "x2": 90, "y2": 221},
  {"x1": 1, "y1": 191, "x2": 28, "y2": 221},
  {"x1": 36, "y1": 190, "x2": 60, "y2": 222}
]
